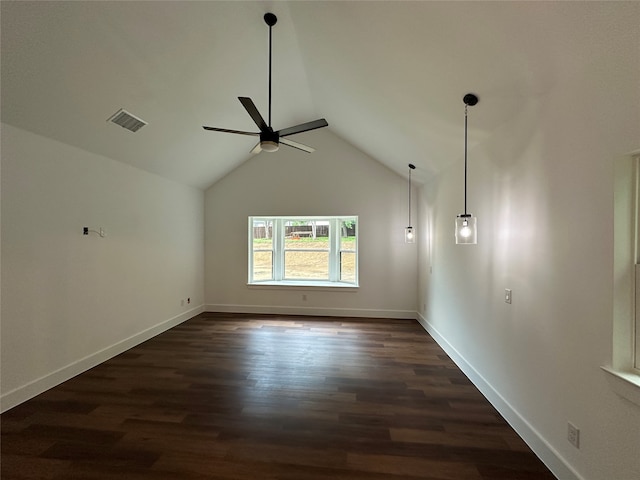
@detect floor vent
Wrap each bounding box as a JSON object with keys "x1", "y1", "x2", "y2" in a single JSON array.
[{"x1": 107, "y1": 108, "x2": 147, "y2": 132}]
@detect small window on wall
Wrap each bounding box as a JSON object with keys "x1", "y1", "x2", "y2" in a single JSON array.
[
  {"x1": 607, "y1": 152, "x2": 640, "y2": 406},
  {"x1": 249, "y1": 216, "x2": 358, "y2": 287},
  {"x1": 634, "y1": 155, "x2": 640, "y2": 372},
  {"x1": 634, "y1": 265, "x2": 640, "y2": 372}
]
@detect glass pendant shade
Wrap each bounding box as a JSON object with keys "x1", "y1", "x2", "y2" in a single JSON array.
[
  {"x1": 405, "y1": 226, "x2": 415, "y2": 243},
  {"x1": 455, "y1": 215, "x2": 477, "y2": 244}
]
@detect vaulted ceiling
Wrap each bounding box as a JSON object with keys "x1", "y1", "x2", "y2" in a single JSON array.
[{"x1": 1, "y1": 1, "x2": 618, "y2": 189}]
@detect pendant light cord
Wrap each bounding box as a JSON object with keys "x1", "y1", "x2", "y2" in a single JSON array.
[
  {"x1": 464, "y1": 103, "x2": 468, "y2": 216},
  {"x1": 408, "y1": 166, "x2": 412, "y2": 227},
  {"x1": 407, "y1": 163, "x2": 415, "y2": 228}
]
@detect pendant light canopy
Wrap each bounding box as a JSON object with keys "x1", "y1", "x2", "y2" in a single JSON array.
[
  {"x1": 455, "y1": 93, "x2": 479, "y2": 245},
  {"x1": 405, "y1": 163, "x2": 416, "y2": 243}
]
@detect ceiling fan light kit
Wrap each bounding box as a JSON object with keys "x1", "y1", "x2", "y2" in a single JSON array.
[
  {"x1": 260, "y1": 140, "x2": 279, "y2": 153},
  {"x1": 455, "y1": 93, "x2": 479, "y2": 245},
  {"x1": 202, "y1": 13, "x2": 328, "y2": 154}
]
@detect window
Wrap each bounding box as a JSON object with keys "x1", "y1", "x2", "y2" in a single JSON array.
[
  {"x1": 634, "y1": 155, "x2": 640, "y2": 371},
  {"x1": 635, "y1": 264, "x2": 640, "y2": 370},
  {"x1": 606, "y1": 152, "x2": 640, "y2": 406},
  {"x1": 249, "y1": 216, "x2": 358, "y2": 286}
]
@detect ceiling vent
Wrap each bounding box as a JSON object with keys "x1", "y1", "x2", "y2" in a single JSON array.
[{"x1": 107, "y1": 108, "x2": 147, "y2": 133}]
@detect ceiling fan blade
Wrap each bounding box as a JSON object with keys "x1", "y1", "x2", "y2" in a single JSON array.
[
  {"x1": 239, "y1": 97, "x2": 269, "y2": 131},
  {"x1": 280, "y1": 138, "x2": 315, "y2": 153},
  {"x1": 203, "y1": 126, "x2": 259, "y2": 136},
  {"x1": 277, "y1": 118, "x2": 328, "y2": 138},
  {"x1": 250, "y1": 142, "x2": 262, "y2": 155}
]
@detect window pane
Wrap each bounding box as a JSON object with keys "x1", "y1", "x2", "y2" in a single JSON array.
[
  {"x1": 636, "y1": 265, "x2": 640, "y2": 370},
  {"x1": 284, "y1": 237, "x2": 330, "y2": 250},
  {"x1": 340, "y1": 252, "x2": 356, "y2": 282},
  {"x1": 253, "y1": 251, "x2": 273, "y2": 281},
  {"x1": 341, "y1": 236, "x2": 356, "y2": 251},
  {"x1": 340, "y1": 219, "x2": 357, "y2": 250},
  {"x1": 284, "y1": 221, "x2": 330, "y2": 249},
  {"x1": 253, "y1": 238, "x2": 273, "y2": 251},
  {"x1": 253, "y1": 220, "x2": 273, "y2": 249},
  {"x1": 285, "y1": 251, "x2": 329, "y2": 279}
]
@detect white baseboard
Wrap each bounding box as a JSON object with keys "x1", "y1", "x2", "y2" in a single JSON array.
[
  {"x1": 205, "y1": 303, "x2": 415, "y2": 319},
  {"x1": 2, "y1": 305, "x2": 580, "y2": 480},
  {"x1": 0, "y1": 305, "x2": 205, "y2": 413},
  {"x1": 416, "y1": 313, "x2": 583, "y2": 480}
]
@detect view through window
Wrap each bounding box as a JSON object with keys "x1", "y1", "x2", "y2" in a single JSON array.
[{"x1": 249, "y1": 216, "x2": 358, "y2": 286}]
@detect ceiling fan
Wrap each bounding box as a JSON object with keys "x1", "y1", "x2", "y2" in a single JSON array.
[{"x1": 203, "y1": 12, "x2": 328, "y2": 154}]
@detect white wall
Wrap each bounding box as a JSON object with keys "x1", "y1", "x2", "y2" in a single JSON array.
[
  {"x1": 204, "y1": 128, "x2": 417, "y2": 318},
  {"x1": 417, "y1": 8, "x2": 640, "y2": 480},
  {"x1": 0, "y1": 124, "x2": 205, "y2": 411}
]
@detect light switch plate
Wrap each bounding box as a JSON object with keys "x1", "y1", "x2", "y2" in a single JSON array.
[{"x1": 505, "y1": 289, "x2": 512, "y2": 304}]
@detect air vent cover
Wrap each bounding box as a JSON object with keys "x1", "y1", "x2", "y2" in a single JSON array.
[{"x1": 107, "y1": 108, "x2": 147, "y2": 132}]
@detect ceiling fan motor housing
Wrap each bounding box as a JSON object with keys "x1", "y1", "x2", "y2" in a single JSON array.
[{"x1": 260, "y1": 130, "x2": 279, "y2": 143}]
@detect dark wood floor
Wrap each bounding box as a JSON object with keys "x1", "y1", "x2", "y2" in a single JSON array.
[{"x1": 1, "y1": 313, "x2": 556, "y2": 479}]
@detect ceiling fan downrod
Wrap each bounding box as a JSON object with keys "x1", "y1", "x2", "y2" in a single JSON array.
[{"x1": 264, "y1": 13, "x2": 277, "y2": 128}]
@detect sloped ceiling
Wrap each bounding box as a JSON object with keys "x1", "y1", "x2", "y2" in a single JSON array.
[{"x1": 1, "y1": 1, "x2": 621, "y2": 189}]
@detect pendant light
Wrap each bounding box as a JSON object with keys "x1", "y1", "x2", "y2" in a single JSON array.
[
  {"x1": 455, "y1": 93, "x2": 479, "y2": 245},
  {"x1": 405, "y1": 163, "x2": 416, "y2": 243}
]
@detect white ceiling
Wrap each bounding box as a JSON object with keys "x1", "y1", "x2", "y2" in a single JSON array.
[{"x1": 1, "y1": 1, "x2": 622, "y2": 189}]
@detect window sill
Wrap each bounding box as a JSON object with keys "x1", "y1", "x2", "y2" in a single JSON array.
[
  {"x1": 248, "y1": 280, "x2": 358, "y2": 291},
  {"x1": 601, "y1": 366, "x2": 640, "y2": 407}
]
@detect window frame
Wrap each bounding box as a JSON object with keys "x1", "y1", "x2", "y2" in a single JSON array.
[
  {"x1": 605, "y1": 152, "x2": 640, "y2": 406},
  {"x1": 633, "y1": 155, "x2": 640, "y2": 372},
  {"x1": 248, "y1": 216, "x2": 358, "y2": 287}
]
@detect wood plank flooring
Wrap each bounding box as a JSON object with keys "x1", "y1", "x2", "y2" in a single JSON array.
[{"x1": 1, "y1": 313, "x2": 556, "y2": 479}]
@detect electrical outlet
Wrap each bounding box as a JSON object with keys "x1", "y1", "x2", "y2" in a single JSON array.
[
  {"x1": 83, "y1": 227, "x2": 89, "y2": 235},
  {"x1": 567, "y1": 422, "x2": 580, "y2": 449},
  {"x1": 181, "y1": 299, "x2": 185, "y2": 307},
  {"x1": 187, "y1": 297, "x2": 191, "y2": 304},
  {"x1": 302, "y1": 294, "x2": 307, "y2": 301},
  {"x1": 505, "y1": 288, "x2": 512, "y2": 304}
]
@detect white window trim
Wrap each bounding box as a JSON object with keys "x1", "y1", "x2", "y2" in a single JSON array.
[
  {"x1": 608, "y1": 152, "x2": 640, "y2": 406},
  {"x1": 635, "y1": 155, "x2": 640, "y2": 372},
  {"x1": 248, "y1": 216, "x2": 358, "y2": 288}
]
